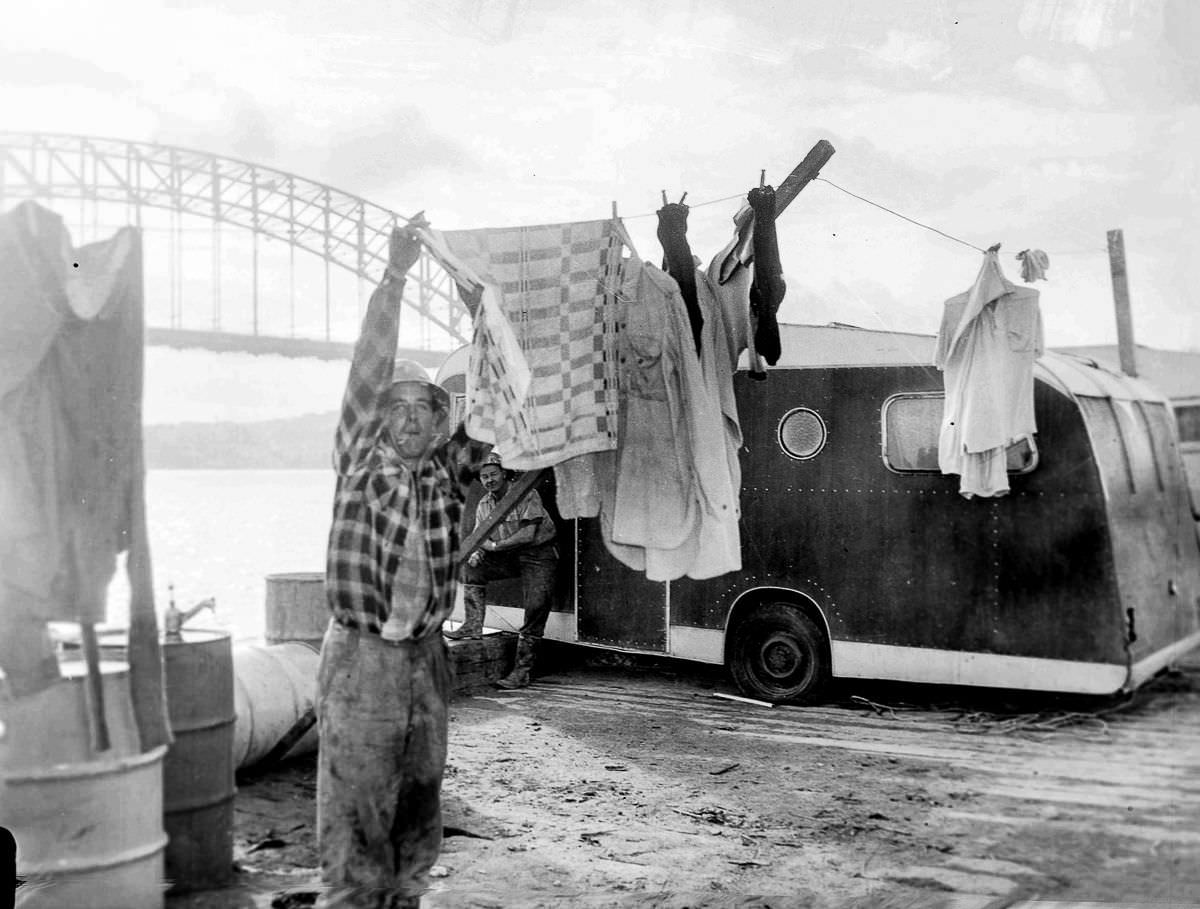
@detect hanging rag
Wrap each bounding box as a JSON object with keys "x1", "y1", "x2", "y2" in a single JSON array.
[
  {"x1": 708, "y1": 184, "x2": 788, "y2": 378},
  {"x1": 430, "y1": 218, "x2": 632, "y2": 471},
  {"x1": 0, "y1": 201, "x2": 171, "y2": 748},
  {"x1": 606, "y1": 261, "x2": 741, "y2": 581},
  {"x1": 713, "y1": 203, "x2": 755, "y2": 286},
  {"x1": 934, "y1": 249, "x2": 1043, "y2": 499},
  {"x1": 1016, "y1": 249, "x2": 1050, "y2": 283},
  {"x1": 0, "y1": 204, "x2": 141, "y2": 627},
  {"x1": 611, "y1": 263, "x2": 697, "y2": 559},
  {"x1": 700, "y1": 246, "x2": 753, "y2": 373},
  {"x1": 656, "y1": 201, "x2": 703, "y2": 355},
  {"x1": 747, "y1": 184, "x2": 786, "y2": 366},
  {"x1": 695, "y1": 265, "x2": 745, "y2": 501},
  {"x1": 552, "y1": 259, "x2": 743, "y2": 581}
]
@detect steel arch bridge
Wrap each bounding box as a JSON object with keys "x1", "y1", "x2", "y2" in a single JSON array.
[{"x1": 0, "y1": 132, "x2": 467, "y2": 365}]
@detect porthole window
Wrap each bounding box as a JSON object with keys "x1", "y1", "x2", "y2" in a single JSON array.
[{"x1": 777, "y1": 407, "x2": 827, "y2": 460}]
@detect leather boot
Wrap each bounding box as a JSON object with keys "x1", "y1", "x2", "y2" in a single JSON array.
[
  {"x1": 496, "y1": 634, "x2": 535, "y2": 689},
  {"x1": 444, "y1": 585, "x2": 486, "y2": 640}
]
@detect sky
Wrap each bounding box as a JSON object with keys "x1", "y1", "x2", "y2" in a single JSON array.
[{"x1": 2, "y1": 0, "x2": 1198, "y2": 422}]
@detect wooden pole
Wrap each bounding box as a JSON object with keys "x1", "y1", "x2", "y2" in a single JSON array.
[
  {"x1": 716, "y1": 139, "x2": 837, "y2": 282},
  {"x1": 1107, "y1": 228, "x2": 1137, "y2": 377},
  {"x1": 772, "y1": 138, "x2": 837, "y2": 217},
  {"x1": 457, "y1": 468, "x2": 550, "y2": 564},
  {"x1": 80, "y1": 621, "x2": 111, "y2": 752}
]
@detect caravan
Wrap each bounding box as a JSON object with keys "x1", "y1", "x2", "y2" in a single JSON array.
[{"x1": 451, "y1": 324, "x2": 1200, "y2": 703}]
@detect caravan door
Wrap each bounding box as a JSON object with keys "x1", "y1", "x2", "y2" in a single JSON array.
[{"x1": 574, "y1": 519, "x2": 668, "y2": 652}]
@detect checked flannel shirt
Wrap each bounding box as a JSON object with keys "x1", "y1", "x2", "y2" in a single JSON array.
[{"x1": 325, "y1": 267, "x2": 464, "y2": 642}]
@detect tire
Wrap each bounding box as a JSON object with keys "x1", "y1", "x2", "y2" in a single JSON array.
[{"x1": 728, "y1": 602, "x2": 830, "y2": 704}]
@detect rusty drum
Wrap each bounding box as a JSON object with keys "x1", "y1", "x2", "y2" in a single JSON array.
[
  {"x1": 161, "y1": 629, "x2": 236, "y2": 893},
  {"x1": 264, "y1": 572, "x2": 328, "y2": 648}
]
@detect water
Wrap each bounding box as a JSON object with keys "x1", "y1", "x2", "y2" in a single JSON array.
[{"x1": 104, "y1": 469, "x2": 335, "y2": 643}]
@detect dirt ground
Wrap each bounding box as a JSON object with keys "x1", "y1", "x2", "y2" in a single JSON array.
[{"x1": 168, "y1": 646, "x2": 1200, "y2": 909}]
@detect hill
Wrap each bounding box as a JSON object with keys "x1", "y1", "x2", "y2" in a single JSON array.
[{"x1": 144, "y1": 411, "x2": 338, "y2": 469}]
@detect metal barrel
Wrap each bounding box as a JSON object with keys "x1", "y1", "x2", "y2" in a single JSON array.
[
  {"x1": 161, "y1": 629, "x2": 236, "y2": 893},
  {"x1": 264, "y1": 572, "x2": 328, "y2": 648},
  {"x1": 0, "y1": 661, "x2": 167, "y2": 909},
  {"x1": 232, "y1": 641, "x2": 321, "y2": 770}
]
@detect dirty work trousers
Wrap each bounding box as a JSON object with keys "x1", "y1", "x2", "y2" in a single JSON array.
[
  {"x1": 462, "y1": 540, "x2": 558, "y2": 636},
  {"x1": 316, "y1": 620, "x2": 450, "y2": 909}
]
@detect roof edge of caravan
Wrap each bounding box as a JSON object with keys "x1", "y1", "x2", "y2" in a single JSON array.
[
  {"x1": 763, "y1": 323, "x2": 1169, "y2": 403},
  {"x1": 1035, "y1": 351, "x2": 1168, "y2": 403}
]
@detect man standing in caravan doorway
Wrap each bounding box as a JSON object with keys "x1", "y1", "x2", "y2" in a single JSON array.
[
  {"x1": 453, "y1": 453, "x2": 558, "y2": 689},
  {"x1": 318, "y1": 225, "x2": 463, "y2": 909}
]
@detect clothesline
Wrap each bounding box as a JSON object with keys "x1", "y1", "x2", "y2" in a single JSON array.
[
  {"x1": 812, "y1": 177, "x2": 1108, "y2": 257},
  {"x1": 619, "y1": 191, "x2": 748, "y2": 219},
  {"x1": 401, "y1": 180, "x2": 1107, "y2": 257},
  {"x1": 814, "y1": 177, "x2": 988, "y2": 253}
]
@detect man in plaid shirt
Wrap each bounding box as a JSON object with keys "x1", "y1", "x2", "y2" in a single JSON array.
[{"x1": 317, "y1": 226, "x2": 467, "y2": 908}]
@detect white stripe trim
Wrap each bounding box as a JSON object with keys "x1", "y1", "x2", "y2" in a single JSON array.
[
  {"x1": 668, "y1": 626, "x2": 724, "y2": 663},
  {"x1": 1127, "y1": 628, "x2": 1200, "y2": 689},
  {"x1": 484, "y1": 604, "x2": 576, "y2": 640},
  {"x1": 831, "y1": 641, "x2": 1127, "y2": 695},
  {"x1": 478, "y1": 603, "x2": 1198, "y2": 696}
]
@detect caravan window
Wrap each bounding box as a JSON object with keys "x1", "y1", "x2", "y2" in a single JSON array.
[
  {"x1": 1176, "y1": 404, "x2": 1200, "y2": 445},
  {"x1": 882, "y1": 393, "x2": 1037, "y2": 474}
]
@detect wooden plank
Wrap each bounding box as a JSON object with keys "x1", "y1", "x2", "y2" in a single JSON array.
[
  {"x1": 772, "y1": 138, "x2": 837, "y2": 217},
  {"x1": 718, "y1": 139, "x2": 837, "y2": 278},
  {"x1": 1107, "y1": 228, "x2": 1138, "y2": 377},
  {"x1": 79, "y1": 622, "x2": 111, "y2": 752}
]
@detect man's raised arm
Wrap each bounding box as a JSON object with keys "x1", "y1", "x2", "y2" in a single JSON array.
[{"x1": 332, "y1": 227, "x2": 423, "y2": 473}]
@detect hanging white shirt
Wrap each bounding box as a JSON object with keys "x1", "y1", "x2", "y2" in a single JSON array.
[{"x1": 934, "y1": 251, "x2": 1043, "y2": 498}]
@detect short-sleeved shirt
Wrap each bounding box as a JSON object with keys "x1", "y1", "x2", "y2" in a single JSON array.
[{"x1": 476, "y1": 487, "x2": 556, "y2": 548}]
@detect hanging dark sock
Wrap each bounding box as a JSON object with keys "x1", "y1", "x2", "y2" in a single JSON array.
[
  {"x1": 656, "y1": 202, "x2": 703, "y2": 356},
  {"x1": 747, "y1": 185, "x2": 786, "y2": 366}
]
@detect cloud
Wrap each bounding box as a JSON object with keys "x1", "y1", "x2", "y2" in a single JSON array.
[
  {"x1": 319, "y1": 111, "x2": 474, "y2": 197},
  {"x1": 1013, "y1": 55, "x2": 1107, "y2": 106},
  {"x1": 0, "y1": 50, "x2": 132, "y2": 92},
  {"x1": 149, "y1": 81, "x2": 278, "y2": 163},
  {"x1": 1017, "y1": 0, "x2": 1149, "y2": 52},
  {"x1": 867, "y1": 30, "x2": 949, "y2": 73}
]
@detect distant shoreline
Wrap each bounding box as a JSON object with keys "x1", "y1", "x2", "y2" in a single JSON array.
[{"x1": 144, "y1": 411, "x2": 337, "y2": 470}]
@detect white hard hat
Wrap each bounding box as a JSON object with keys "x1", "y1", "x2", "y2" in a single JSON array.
[{"x1": 388, "y1": 358, "x2": 450, "y2": 411}]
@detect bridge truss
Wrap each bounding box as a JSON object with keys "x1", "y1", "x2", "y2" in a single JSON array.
[{"x1": 0, "y1": 132, "x2": 469, "y2": 360}]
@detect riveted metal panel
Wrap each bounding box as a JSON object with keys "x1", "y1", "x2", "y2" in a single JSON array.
[
  {"x1": 575, "y1": 518, "x2": 667, "y2": 651},
  {"x1": 682, "y1": 365, "x2": 1122, "y2": 663}
]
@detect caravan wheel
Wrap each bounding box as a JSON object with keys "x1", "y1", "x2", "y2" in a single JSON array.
[{"x1": 729, "y1": 602, "x2": 830, "y2": 704}]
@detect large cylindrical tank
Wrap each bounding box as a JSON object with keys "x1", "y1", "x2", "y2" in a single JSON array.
[
  {"x1": 232, "y1": 641, "x2": 321, "y2": 770},
  {"x1": 161, "y1": 629, "x2": 236, "y2": 893},
  {"x1": 264, "y1": 572, "x2": 328, "y2": 648},
  {"x1": 0, "y1": 661, "x2": 167, "y2": 909}
]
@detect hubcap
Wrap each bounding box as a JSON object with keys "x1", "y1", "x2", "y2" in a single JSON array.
[{"x1": 760, "y1": 632, "x2": 804, "y2": 680}]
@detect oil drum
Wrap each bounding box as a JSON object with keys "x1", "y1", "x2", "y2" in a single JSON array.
[
  {"x1": 0, "y1": 661, "x2": 167, "y2": 909},
  {"x1": 160, "y1": 628, "x2": 236, "y2": 893},
  {"x1": 264, "y1": 572, "x2": 328, "y2": 648}
]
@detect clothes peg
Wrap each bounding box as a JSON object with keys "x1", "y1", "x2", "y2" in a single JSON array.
[
  {"x1": 987, "y1": 242, "x2": 1002, "y2": 254},
  {"x1": 661, "y1": 190, "x2": 668, "y2": 206},
  {"x1": 760, "y1": 169, "x2": 766, "y2": 189},
  {"x1": 678, "y1": 192, "x2": 688, "y2": 205},
  {"x1": 611, "y1": 200, "x2": 618, "y2": 219}
]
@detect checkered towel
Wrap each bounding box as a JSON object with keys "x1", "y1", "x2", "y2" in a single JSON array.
[{"x1": 440, "y1": 219, "x2": 632, "y2": 471}]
